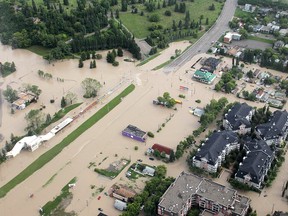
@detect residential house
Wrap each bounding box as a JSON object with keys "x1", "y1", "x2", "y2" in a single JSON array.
[
  {"x1": 158, "y1": 172, "x2": 250, "y2": 216},
  {"x1": 192, "y1": 131, "x2": 239, "y2": 173},
  {"x1": 260, "y1": 25, "x2": 271, "y2": 34},
  {"x1": 235, "y1": 139, "x2": 274, "y2": 189},
  {"x1": 243, "y1": 4, "x2": 255, "y2": 12},
  {"x1": 253, "y1": 24, "x2": 263, "y2": 32},
  {"x1": 256, "y1": 110, "x2": 288, "y2": 146},
  {"x1": 122, "y1": 124, "x2": 147, "y2": 142},
  {"x1": 109, "y1": 184, "x2": 137, "y2": 202},
  {"x1": 253, "y1": 69, "x2": 261, "y2": 78},
  {"x1": 152, "y1": 143, "x2": 173, "y2": 158},
  {"x1": 143, "y1": 166, "x2": 155, "y2": 176},
  {"x1": 12, "y1": 92, "x2": 38, "y2": 110},
  {"x1": 279, "y1": 28, "x2": 288, "y2": 36},
  {"x1": 274, "y1": 40, "x2": 285, "y2": 49},
  {"x1": 224, "y1": 32, "x2": 241, "y2": 43},
  {"x1": 223, "y1": 103, "x2": 254, "y2": 135}
]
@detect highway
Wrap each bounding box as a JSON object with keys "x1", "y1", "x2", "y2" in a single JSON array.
[{"x1": 163, "y1": 0, "x2": 238, "y2": 73}]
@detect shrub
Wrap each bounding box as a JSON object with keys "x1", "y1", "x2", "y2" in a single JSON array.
[
  {"x1": 112, "y1": 61, "x2": 119, "y2": 66},
  {"x1": 195, "y1": 99, "x2": 201, "y2": 103},
  {"x1": 134, "y1": 146, "x2": 138, "y2": 150},
  {"x1": 50, "y1": 99, "x2": 55, "y2": 103},
  {"x1": 147, "y1": 131, "x2": 154, "y2": 138},
  {"x1": 179, "y1": 94, "x2": 185, "y2": 99},
  {"x1": 164, "y1": 10, "x2": 172, "y2": 16},
  {"x1": 96, "y1": 54, "x2": 102, "y2": 59},
  {"x1": 149, "y1": 14, "x2": 160, "y2": 22}
]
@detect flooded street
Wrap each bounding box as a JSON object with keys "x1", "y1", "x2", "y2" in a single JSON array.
[{"x1": 0, "y1": 42, "x2": 288, "y2": 215}]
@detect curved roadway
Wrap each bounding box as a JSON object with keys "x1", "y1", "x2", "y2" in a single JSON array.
[{"x1": 164, "y1": 0, "x2": 238, "y2": 73}]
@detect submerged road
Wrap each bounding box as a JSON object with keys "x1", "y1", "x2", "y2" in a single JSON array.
[{"x1": 164, "y1": 0, "x2": 238, "y2": 73}]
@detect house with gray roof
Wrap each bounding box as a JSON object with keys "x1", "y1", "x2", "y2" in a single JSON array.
[
  {"x1": 192, "y1": 131, "x2": 239, "y2": 173},
  {"x1": 256, "y1": 110, "x2": 288, "y2": 146},
  {"x1": 158, "y1": 172, "x2": 250, "y2": 216},
  {"x1": 223, "y1": 103, "x2": 254, "y2": 135},
  {"x1": 235, "y1": 139, "x2": 274, "y2": 189}
]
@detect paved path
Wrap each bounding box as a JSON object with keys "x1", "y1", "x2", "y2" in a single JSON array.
[{"x1": 164, "y1": 0, "x2": 238, "y2": 73}]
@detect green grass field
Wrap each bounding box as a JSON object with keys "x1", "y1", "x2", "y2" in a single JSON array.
[
  {"x1": 248, "y1": 35, "x2": 275, "y2": 44},
  {"x1": 26, "y1": 45, "x2": 51, "y2": 56},
  {"x1": 0, "y1": 84, "x2": 135, "y2": 198},
  {"x1": 118, "y1": 0, "x2": 223, "y2": 38}
]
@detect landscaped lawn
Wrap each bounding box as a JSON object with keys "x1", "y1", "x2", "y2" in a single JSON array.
[
  {"x1": 118, "y1": 0, "x2": 223, "y2": 38},
  {"x1": 0, "y1": 84, "x2": 135, "y2": 198},
  {"x1": 248, "y1": 35, "x2": 275, "y2": 44}
]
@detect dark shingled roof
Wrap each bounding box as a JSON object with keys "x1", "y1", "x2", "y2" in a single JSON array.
[
  {"x1": 225, "y1": 103, "x2": 253, "y2": 130},
  {"x1": 236, "y1": 139, "x2": 274, "y2": 185},
  {"x1": 194, "y1": 131, "x2": 238, "y2": 165},
  {"x1": 122, "y1": 124, "x2": 146, "y2": 138},
  {"x1": 256, "y1": 110, "x2": 288, "y2": 140}
]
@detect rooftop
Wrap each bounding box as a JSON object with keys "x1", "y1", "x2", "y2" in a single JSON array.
[
  {"x1": 158, "y1": 172, "x2": 250, "y2": 215},
  {"x1": 225, "y1": 102, "x2": 253, "y2": 130},
  {"x1": 122, "y1": 124, "x2": 146, "y2": 138},
  {"x1": 193, "y1": 70, "x2": 216, "y2": 83},
  {"x1": 194, "y1": 131, "x2": 238, "y2": 165},
  {"x1": 256, "y1": 110, "x2": 288, "y2": 139},
  {"x1": 110, "y1": 184, "x2": 137, "y2": 199},
  {"x1": 152, "y1": 143, "x2": 173, "y2": 155}
]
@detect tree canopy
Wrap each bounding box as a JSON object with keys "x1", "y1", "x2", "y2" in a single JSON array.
[{"x1": 81, "y1": 78, "x2": 102, "y2": 98}]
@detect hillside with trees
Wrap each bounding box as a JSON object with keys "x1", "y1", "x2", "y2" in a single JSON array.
[{"x1": 0, "y1": 0, "x2": 141, "y2": 61}]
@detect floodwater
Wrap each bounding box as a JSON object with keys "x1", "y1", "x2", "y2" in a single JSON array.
[{"x1": 0, "y1": 42, "x2": 288, "y2": 215}]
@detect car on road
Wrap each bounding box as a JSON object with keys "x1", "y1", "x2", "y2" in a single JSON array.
[{"x1": 149, "y1": 157, "x2": 155, "y2": 161}]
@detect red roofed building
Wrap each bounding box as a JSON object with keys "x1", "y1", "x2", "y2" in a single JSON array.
[{"x1": 152, "y1": 144, "x2": 173, "y2": 158}]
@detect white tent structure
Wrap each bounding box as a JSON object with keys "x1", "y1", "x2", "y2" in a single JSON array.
[{"x1": 6, "y1": 117, "x2": 73, "y2": 158}]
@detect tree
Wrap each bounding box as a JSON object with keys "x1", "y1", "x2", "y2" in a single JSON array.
[
  {"x1": 81, "y1": 78, "x2": 102, "y2": 98},
  {"x1": 117, "y1": 47, "x2": 123, "y2": 57},
  {"x1": 121, "y1": 0, "x2": 128, "y2": 11},
  {"x1": 22, "y1": 84, "x2": 42, "y2": 97},
  {"x1": 239, "y1": 28, "x2": 248, "y2": 39},
  {"x1": 3, "y1": 85, "x2": 18, "y2": 103},
  {"x1": 25, "y1": 109, "x2": 45, "y2": 133},
  {"x1": 149, "y1": 14, "x2": 160, "y2": 22},
  {"x1": 164, "y1": 10, "x2": 171, "y2": 16},
  {"x1": 169, "y1": 150, "x2": 175, "y2": 162},
  {"x1": 65, "y1": 91, "x2": 77, "y2": 104},
  {"x1": 209, "y1": 3, "x2": 215, "y2": 10},
  {"x1": 63, "y1": 0, "x2": 69, "y2": 6},
  {"x1": 247, "y1": 70, "x2": 254, "y2": 78},
  {"x1": 61, "y1": 96, "x2": 67, "y2": 108},
  {"x1": 46, "y1": 113, "x2": 52, "y2": 124},
  {"x1": 79, "y1": 59, "x2": 84, "y2": 68},
  {"x1": 92, "y1": 60, "x2": 96, "y2": 68},
  {"x1": 153, "y1": 149, "x2": 161, "y2": 158},
  {"x1": 90, "y1": 61, "x2": 93, "y2": 69},
  {"x1": 106, "y1": 51, "x2": 115, "y2": 63},
  {"x1": 155, "y1": 165, "x2": 167, "y2": 178}
]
